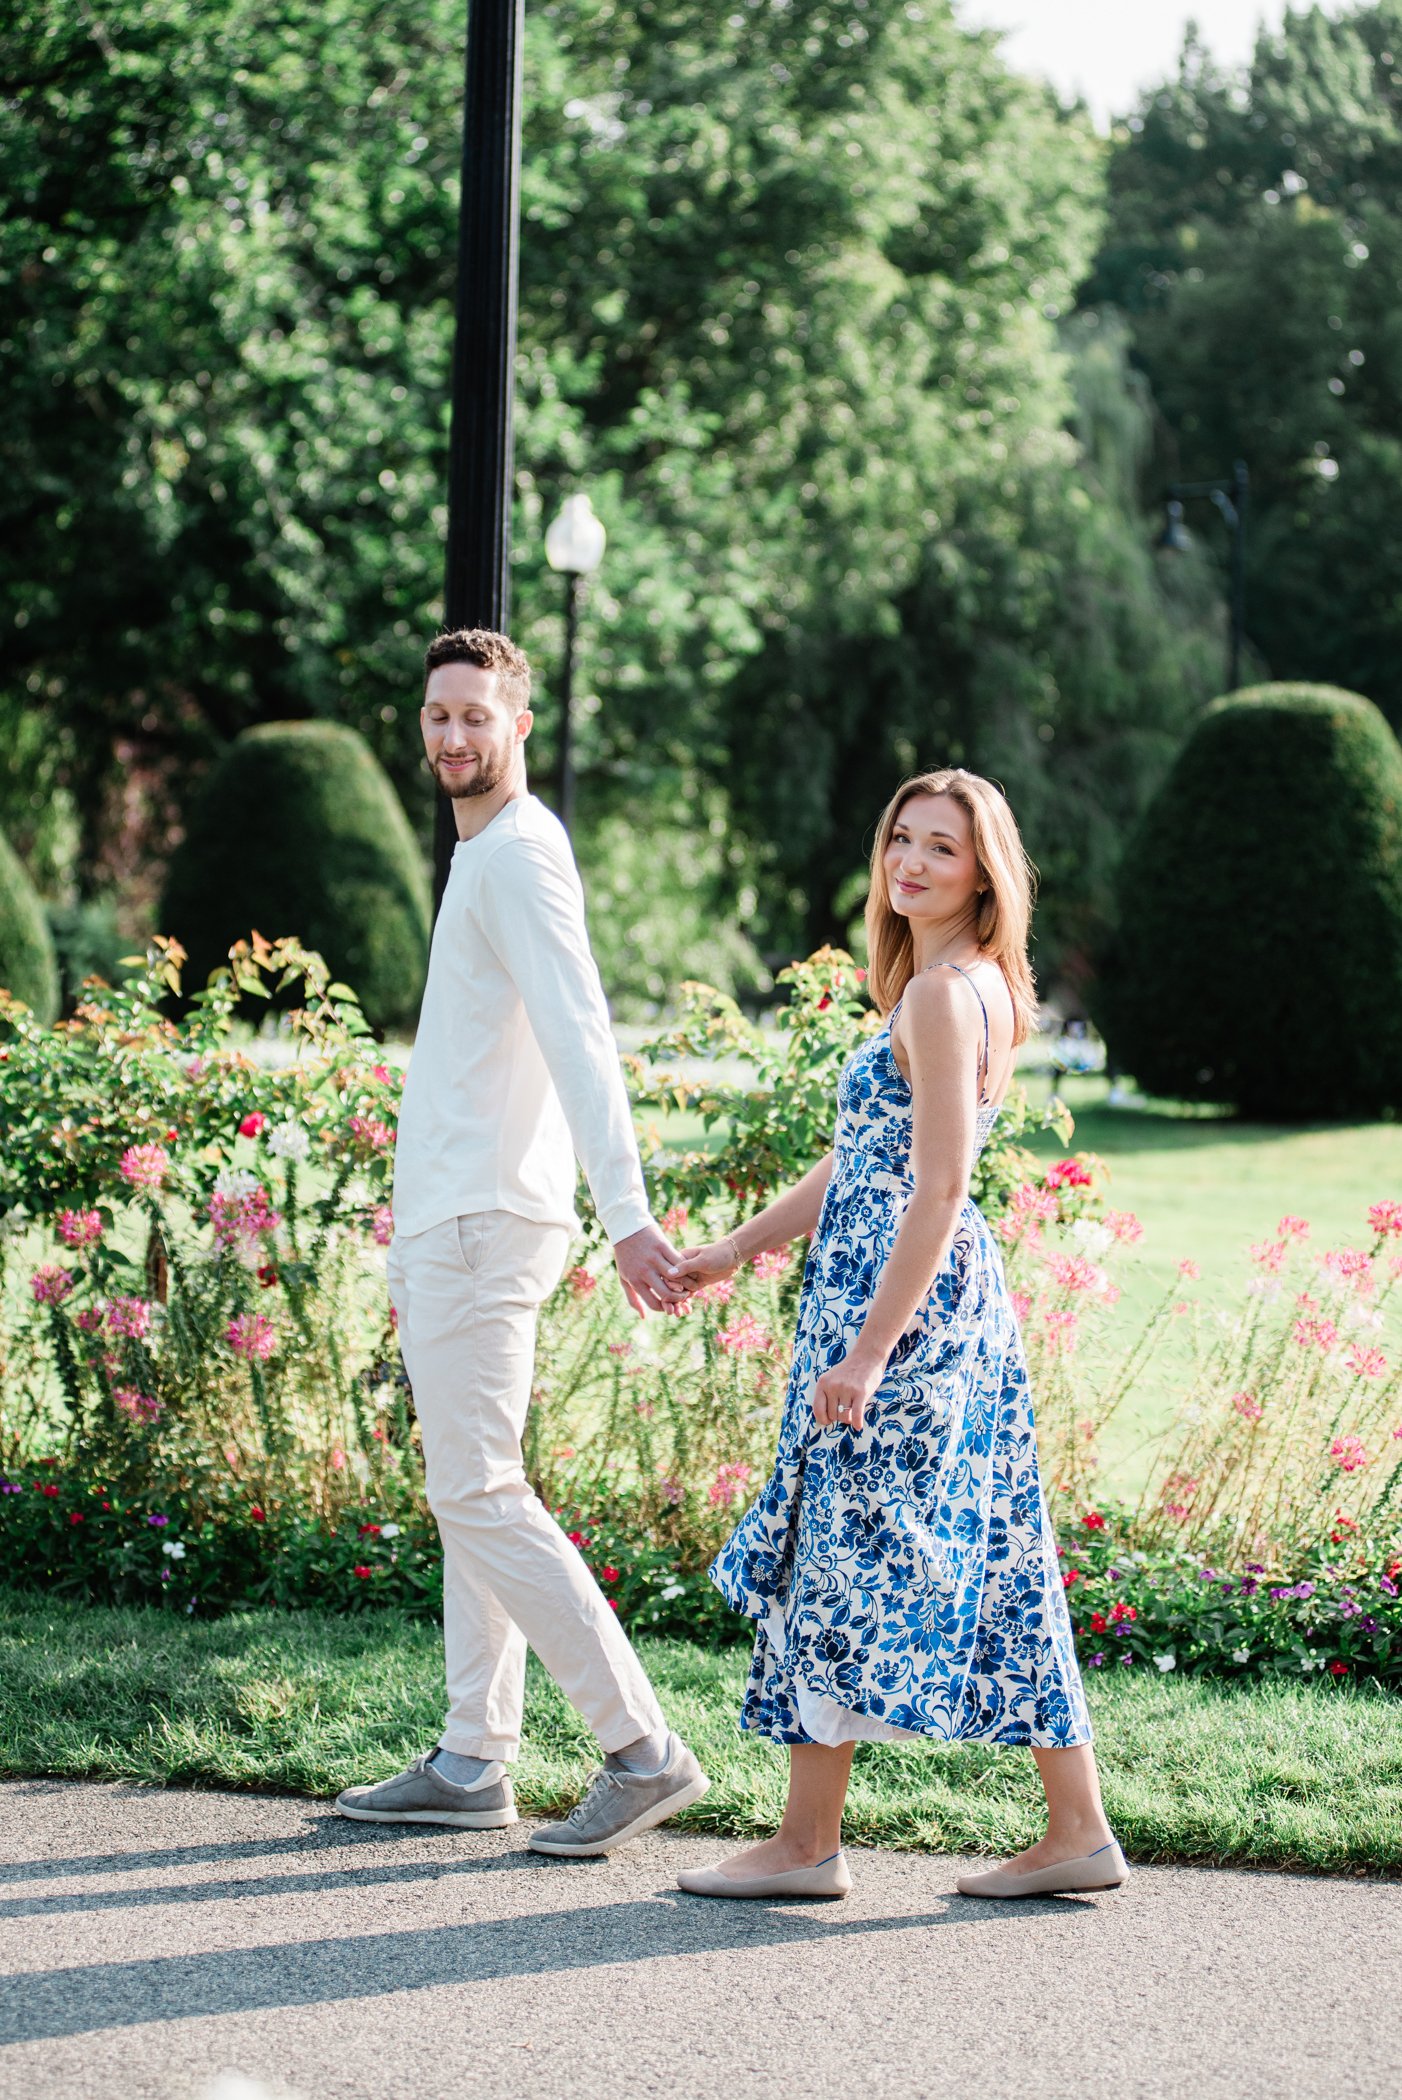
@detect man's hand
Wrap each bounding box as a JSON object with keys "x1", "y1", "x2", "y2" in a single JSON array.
[{"x1": 613, "y1": 1220, "x2": 687, "y2": 1316}]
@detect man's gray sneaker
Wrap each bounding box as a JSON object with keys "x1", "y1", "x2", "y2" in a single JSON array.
[
  {"x1": 335, "y1": 1753, "x2": 516, "y2": 1830},
  {"x1": 528, "y1": 1732, "x2": 709, "y2": 1857}
]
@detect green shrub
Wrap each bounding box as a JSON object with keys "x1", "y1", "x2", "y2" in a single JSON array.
[
  {"x1": 161, "y1": 721, "x2": 431, "y2": 1030},
  {"x1": 1094, "y1": 684, "x2": 1402, "y2": 1118},
  {"x1": 0, "y1": 825, "x2": 58, "y2": 1023}
]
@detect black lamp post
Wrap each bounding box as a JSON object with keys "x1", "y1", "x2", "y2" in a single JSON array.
[
  {"x1": 1158, "y1": 459, "x2": 1250, "y2": 693},
  {"x1": 543, "y1": 492, "x2": 606, "y2": 836},
  {"x1": 434, "y1": 0, "x2": 525, "y2": 909}
]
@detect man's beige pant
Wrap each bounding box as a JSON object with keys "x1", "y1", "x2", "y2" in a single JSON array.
[{"x1": 387, "y1": 1211, "x2": 666, "y2": 1762}]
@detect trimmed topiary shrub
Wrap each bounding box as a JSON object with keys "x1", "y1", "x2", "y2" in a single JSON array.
[
  {"x1": 161, "y1": 721, "x2": 431, "y2": 1030},
  {"x1": 0, "y1": 825, "x2": 59, "y2": 1022},
  {"x1": 1094, "y1": 683, "x2": 1402, "y2": 1119}
]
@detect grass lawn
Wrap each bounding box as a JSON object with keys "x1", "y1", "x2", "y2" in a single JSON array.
[{"x1": 2, "y1": 1601, "x2": 1397, "y2": 1875}]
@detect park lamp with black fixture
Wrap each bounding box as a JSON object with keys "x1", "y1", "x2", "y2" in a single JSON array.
[
  {"x1": 1156, "y1": 459, "x2": 1250, "y2": 693},
  {"x1": 544, "y1": 491, "x2": 606, "y2": 838}
]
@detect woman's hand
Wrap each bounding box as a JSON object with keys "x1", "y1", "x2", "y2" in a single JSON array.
[
  {"x1": 812, "y1": 1347, "x2": 885, "y2": 1432},
  {"x1": 666, "y1": 1238, "x2": 741, "y2": 1298}
]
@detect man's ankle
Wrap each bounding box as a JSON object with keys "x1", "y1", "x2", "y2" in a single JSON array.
[
  {"x1": 607, "y1": 1728, "x2": 670, "y2": 1776},
  {"x1": 430, "y1": 1747, "x2": 500, "y2": 1789}
]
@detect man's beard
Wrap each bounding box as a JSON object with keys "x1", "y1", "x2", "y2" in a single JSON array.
[{"x1": 432, "y1": 744, "x2": 511, "y2": 799}]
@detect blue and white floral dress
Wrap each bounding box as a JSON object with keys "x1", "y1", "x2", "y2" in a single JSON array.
[{"x1": 710, "y1": 964, "x2": 1092, "y2": 1749}]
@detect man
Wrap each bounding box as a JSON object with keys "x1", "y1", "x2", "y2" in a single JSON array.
[{"x1": 336, "y1": 627, "x2": 708, "y2": 1854}]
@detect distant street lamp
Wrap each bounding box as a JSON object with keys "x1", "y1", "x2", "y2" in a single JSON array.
[
  {"x1": 1157, "y1": 460, "x2": 1250, "y2": 692},
  {"x1": 544, "y1": 492, "x2": 606, "y2": 835}
]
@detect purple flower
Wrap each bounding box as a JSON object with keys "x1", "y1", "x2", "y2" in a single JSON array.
[
  {"x1": 1295, "y1": 1582, "x2": 1315, "y2": 1599},
  {"x1": 1198, "y1": 1568, "x2": 1216, "y2": 1581},
  {"x1": 1269, "y1": 1586, "x2": 1290, "y2": 1601},
  {"x1": 1240, "y1": 1578, "x2": 1258, "y2": 1597},
  {"x1": 1381, "y1": 1577, "x2": 1398, "y2": 1598},
  {"x1": 1361, "y1": 1616, "x2": 1379, "y2": 1633},
  {"x1": 147, "y1": 1512, "x2": 169, "y2": 1529},
  {"x1": 1246, "y1": 1562, "x2": 1265, "y2": 1574},
  {"x1": 1088, "y1": 1652, "x2": 1105, "y2": 1668},
  {"x1": 1339, "y1": 1601, "x2": 1363, "y2": 1619},
  {"x1": 1107, "y1": 1568, "x2": 1120, "y2": 1581}
]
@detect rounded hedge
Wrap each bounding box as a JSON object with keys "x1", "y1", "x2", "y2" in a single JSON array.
[
  {"x1": 161, "y1": 721, "x2": 431, "y2": 1030},
  {"x1": 0, "y1": 824, "x2": 59, "y2": 1023},
  {"x1": 1093, "y1": 683, "x2": 1402, "y2": 1119}
]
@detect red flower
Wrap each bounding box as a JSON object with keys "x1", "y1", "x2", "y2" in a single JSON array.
[
  {"x1": 607, "y1": 1597, "x2": 619, "y2": 1612},
  {"x1": 39, "y1": 1483, "x2": 59, "y2": 1498},
  {"x1": 567, "y1": 1530, "x2": 587, "y2": 1547},
  {"x1": 817, "y1": 994, "x2": 832, "y2": 1011},
  {"x1": 1045, "y1": 1158, "x2": 1093, "y2": 1190},
  {"x1": 602, "y1": 1565, "x2": 620, "y2": 1583},
  {"x1": 1089, "y1": 1611, "x2": 1107, "y2": 1633},
  {"x1": 239, "y1": 1113, "x2": 267, "y2": 1138},
  {"x1": 1328, "y1": 1661, "x2": 1349, "y2": 1676},
  {"x1": 1110, "y1": 1602, "x2": 1137, "y2": 1623},
  {"x1": 68, "y1": 1511, "x2": 84, "y2": 1525},
  {"x1": 257, "y1": 1264, "x2": 279, "y2": 1289},
  {"x1": 352, "y1": 1564, "x2": 372, "y2": 1579},
  {"x1": 358, "y1": 1523, "x2": 382, "y2": 1537},
  {"x1": 1062, "y1": 1569, "x2": 1080, "y2": 1588},
  {"x1": 855, "y1": 967, "x2": 867, "y2": 983},
  {"x1": 1082, "y1": 1510, "x2": 1106, "y2": 1530},
  {"x1": 249, "y1": 1505, "x2": 266, "y2": 1522}
]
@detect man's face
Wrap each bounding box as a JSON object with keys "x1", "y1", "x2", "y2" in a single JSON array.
[{"x1": 421, "y1": 662, "x2": 530, "y2": 799}]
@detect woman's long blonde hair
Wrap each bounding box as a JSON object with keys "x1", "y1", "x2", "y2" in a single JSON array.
[{"x1": 863, "y1": 768, "x2": 1040, "y2": 1042}]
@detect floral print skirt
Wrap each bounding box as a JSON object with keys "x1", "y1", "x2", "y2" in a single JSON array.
[{"x1": 709, "y1": 1176, "x2": 1093, "y2": 1749}]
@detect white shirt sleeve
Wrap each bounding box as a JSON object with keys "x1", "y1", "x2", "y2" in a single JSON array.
[{"x1": 475, "y1": 831, "x2": 653, "y2": 1245}]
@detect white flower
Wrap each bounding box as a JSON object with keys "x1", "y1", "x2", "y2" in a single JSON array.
[
  {"x1": 266, "y1": 1120, "x2": 311, "y2": 1162},
  {"x1": 379, "y1": 1522, "x2": 401, "y2": 1539},
  {"x1": 659, "y1": 1582, "x2": 686, "y2": 1601},
  {"x1": 1232, "y1": 1646, "x2": 1251, "y2": 1664},
  {"x1": 161, "y1": 1540, "x2": 187, "y2": 1560},
  {"x1": 1154, "y1": 1651, "x2": 1176, "y2": 1672},
  {"x1": 1301, "y1": 1656, "x2": 1319, "y2": 1672},
  {"x1": 1068, "y1": 1219, "x2": 1113, "y2": 1258},
  {"x1": 213, "y1": 1167, "x2": 259, "y2": 1200}
]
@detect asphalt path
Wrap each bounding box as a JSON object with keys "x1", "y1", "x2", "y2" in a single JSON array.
[{"x1": 0, "y1": 1778, "x2": 1396, "y2": 2100}]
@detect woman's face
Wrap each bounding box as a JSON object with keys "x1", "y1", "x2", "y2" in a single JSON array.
[{"x1": 883, "y1": 792, "x2": 982, "y2": 926}]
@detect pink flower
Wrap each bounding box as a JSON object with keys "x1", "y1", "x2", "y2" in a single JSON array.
[
  {"x1": 1366, "y1": 1200, "x2": 1402, "y2": 1239},
  {"x1": 567, "y1": 1267, "x2": 597, "y2": 1298},
  {"x1": 208, "y1": 1184, "x2": 281, "y2": 1262},
  {"x1": 1010, "y1": 1290, "x2": 1033, "y2": 1323},
  {"x1": 238, "y1": 1112, "x2": 266, "y2": 1139},
  {"x1": 1278, "y1": 1215, "x2": 1310, "y2": 1241},
  {"x1": 57, "y1": 1209, "x2": 103, "y2": 1248},
  {"x1": 371, "y1": 1204, "x2": 394, "y2": 1247},
  {"x1": 227, "y1": 1313, "x2": 277, "y2": 1361},
  {"x1": 696, "y1": 1276, "x2": 735, "y2": 1306},
  {"x1": 718, "y1": 1311, "x2": 772, "y2": 1355},
  {"x1": 1231, "y1": 1390, "x2": 1264, "y2": 1422},
  {"x1": 30, "y1": 1264, "x2": 75, "y2": 1305},
  {"x1": 751, "y1": 1248, "x2": 791, "y2": 1281},
  {"x1": 1292, "y1": 1316, "x2": 1339, "y2": 1353},
  {"x1": 708, "y1": 1461, "x2": 754, "y2": 1509},
  {"x1": 372, "y1": 1065, "x2": 392, "y2": 1083},
  {"x1": 119, "y1": 1143, "x2": 170, "y2": 1192},
  {"x1": 1045, "y1": 1159, "x2": 1094, "y2": 1190},
  {"x1": 1330, "y1": 1434, "x2": 1370, "y2": 1474},
  {"x1": 1249, "y1": 1240, "x2": 1287, "y2": 1273},
  {"x1": 1104, "y1": 1210, "x2": 1143, "y2": 1245},
  {"x1": 1319, "y1": 1247, "x2": 1375, "y2": 1297},
  {"x1": 1044, "y1": 1253, "x2": 1105, "y2": 1296},
  {"x1": 1177, "y1": 1258, "x2": 1200, "y2": 1281},
  {"x1": 1043, "y1": 1308, "x2": 1079, "y2": 1356},
  {"x1": 661, "y1": 1205, "x2": 690, "y2": 1240},
  {"x1": 348, "y1": 1113, "x2": 392, "y2": 1152},
  {"x1": 330, "y1": 1447, "x2": 346, "y2": 1471},
  {"x1": 658, "y1": 1471, "x2": 683, "y2": 1506},
  {"x1": 1344, "y1": 1345, "x2": 1387, "y2": 1380},
  {"x1": 115, "y1": 1388, "x2": 162, "y2": 1425},
  {"x1": 75, "y1": 1306, "x2": 105, "y2": 1333},
  {"x1": 106, "y1": 1295, "x2": 153, "y2": 1339}
]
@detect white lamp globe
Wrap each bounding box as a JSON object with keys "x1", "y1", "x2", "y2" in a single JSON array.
[{"x1": 545, "y1": 492, "x2": 607, "y2": 576}]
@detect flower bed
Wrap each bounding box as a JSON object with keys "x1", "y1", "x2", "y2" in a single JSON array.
[{"x1": 1, "y1": 939, "x2": 1399, "y2": 1689}]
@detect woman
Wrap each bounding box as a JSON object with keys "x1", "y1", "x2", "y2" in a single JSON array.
[{"x1": 666, "y1": 769, "x2": 1127, "y2": 1901}]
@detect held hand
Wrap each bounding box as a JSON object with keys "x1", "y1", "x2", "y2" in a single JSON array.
[
  {"x1": 665, "y1": 1238, "x2": 741, "y2": 1298},
  {"x1": 812, "y1": 1348, "x2": 884, "y2": 1433},
  {"x1": 613, "y1": 1221, "x2": 686, "y2": 1317}
]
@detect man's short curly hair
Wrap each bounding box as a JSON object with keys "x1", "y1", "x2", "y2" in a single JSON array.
[{"x1": 423, "y1": 628, "x2": 532, "y2": 711}]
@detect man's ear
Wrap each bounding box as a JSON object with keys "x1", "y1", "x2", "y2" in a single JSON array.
[{"x1": 516, "y1": 707, "x2": 534, "y2": 742}]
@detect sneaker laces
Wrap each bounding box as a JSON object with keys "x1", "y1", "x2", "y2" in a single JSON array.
[{"x1": 565, "y1": 1766, "x2": 625, "y2": 1824}]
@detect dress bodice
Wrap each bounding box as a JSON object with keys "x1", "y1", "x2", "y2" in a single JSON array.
[{"x1": 831, "y1": 1025, "x2": 1000, "y2": 1192}]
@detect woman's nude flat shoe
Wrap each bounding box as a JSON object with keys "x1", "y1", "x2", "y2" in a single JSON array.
[
  {"x1": 677, "y1": 1849, "x2": 853, "y2": 1900},
  {"x1": 954, "y1": 1839, "x2": 1130, "y2": 1899}
]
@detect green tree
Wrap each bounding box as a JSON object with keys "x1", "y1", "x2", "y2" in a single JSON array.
[{"x1": 1087, "y1": 4, "x2": 1402, "y2": 729}]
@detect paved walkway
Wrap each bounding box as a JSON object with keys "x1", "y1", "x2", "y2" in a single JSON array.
[{"x1": 1, "y1": 1778, "x2": 1396, "y2": 2100}]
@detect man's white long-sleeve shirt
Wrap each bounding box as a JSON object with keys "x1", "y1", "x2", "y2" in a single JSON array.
[{"x1": 391, "y1": 794, "x2": 651, "y2": 1246}]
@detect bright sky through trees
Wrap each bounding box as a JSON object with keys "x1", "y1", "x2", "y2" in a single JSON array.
[{"x1": 954, "y1": 0, "x2": 1359, "y2": 125}]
